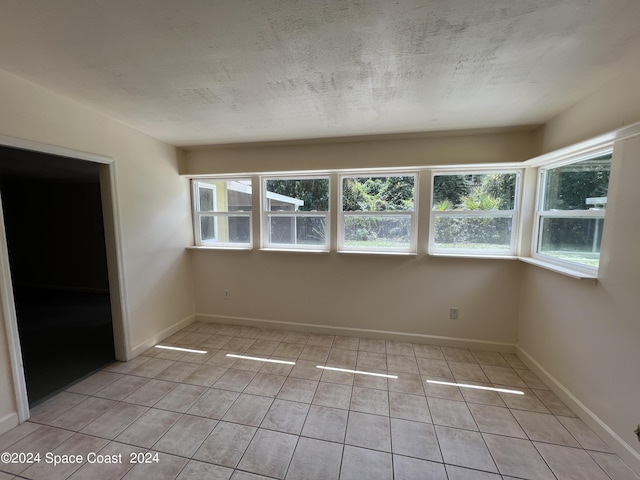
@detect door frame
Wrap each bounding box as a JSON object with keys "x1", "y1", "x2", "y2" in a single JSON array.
[{"x1": 0, "y1": 134, "x2": 130, "y2": 421}]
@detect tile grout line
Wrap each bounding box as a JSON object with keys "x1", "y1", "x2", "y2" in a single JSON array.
[{"x1": 6, "y1": 322, "x2": 635, "y2": 480}]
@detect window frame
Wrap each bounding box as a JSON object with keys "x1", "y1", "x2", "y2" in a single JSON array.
[
  {"x1": 338, "y1": 172, "x2": 418, "y2": 254},
  {"x1": 261, "y1": 174, "x2": 331, "y2": 252},
  {"x1": 429, "y1": 169, "x2": 522, "y2": 256},
  {"x1": 191, "y1": 178, "x2": 253, "y2": 249},
  {"x1": 194, "y1": 181, "x2": 218, "y2": 243},
  {"x1": 531, "y1": 148, "x2": 612, "y2": 275}
]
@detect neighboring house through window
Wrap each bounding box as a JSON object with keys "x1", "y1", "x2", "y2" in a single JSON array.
[{"x1": 193, "y1": 179, "x2": 253, "y2": 247}]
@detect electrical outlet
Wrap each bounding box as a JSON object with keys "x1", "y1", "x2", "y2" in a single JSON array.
[
  {"x1": 449, "y1": 307, "x2": 459, "y2": 320},
  {"x1": 223, "y1": 289, "x2": 231, "y2": 300}
]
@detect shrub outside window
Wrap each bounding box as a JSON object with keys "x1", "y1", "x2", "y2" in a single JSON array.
[
  {"x1": 339, "y1": 174, "x2": 417, "y2": 253},
  {"x1": 192, "y1": 179, "x2": 253, "y2": 247},
  {"x1": 534, "y1": 151, "x2": 612, "y2": 273},
  {"x1": 263, "y1": 177, "x2": 330, "y2": 250},
  {"x1": 430, "y1": 171, "x2": 520, "y2": 255}
]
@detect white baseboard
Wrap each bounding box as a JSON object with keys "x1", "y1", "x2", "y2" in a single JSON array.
[
  {"x1": 130, "y1": 314, "x2": 196, "y2": 357},
  {"x1": 0, "y1": 412, "x2": 19, "y2": 436},
  {"x1": 195, "y1": 313, "x2": 517, "y2": 353},
  {"x1": 517, "y1": 345, "x2": 640, "y2": 475}
]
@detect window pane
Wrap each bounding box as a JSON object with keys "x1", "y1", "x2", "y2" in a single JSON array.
[
  {"x1": 266, "y1": 178, "x2": 329, "y2": 212},
  {"x1": 433, "y1": 173, "x2": 516, "y2": 211},
  {"x1": 198, "y1": 186, "x2": 215, "y2": 211},
  {"x1": 539, "y1": 217, "x2": 604, "y2": 267},
  {"x1": 343, "y1": 215, "x2": 411, "y2": 249},
  {"x1": 200, "y1": 214, "x2": 251, "y2": 245},
  {"x1": 227, "y1": 185, "x2": 253, "y2": 211},
  {"x1": 200, "y1": 216, "x2": 217, "y2": 242},
  {"x1": 542, "y1": 154, "x2": 611, "y2": 211},
  {"x1": 196, "y1": 179, "x2": 252, "y2": 212},
  {"x1": 227, "y1": 216, "x2": 251, "y2": 243},
  {"x1": 434, "y1": 216, "x2": 513, "y2": 250},
  {"x1": 342, "y1": 176, "x2": 415, "y2": 212},
  {"x1": 268, "y1": 215, "x2": 326, "y2": 246}
]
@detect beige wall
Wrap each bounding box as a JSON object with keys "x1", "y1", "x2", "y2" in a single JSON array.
[
  {"x1": 191, "y1": 250, "x2": 522, "y2": 345},
  {"x1": 518, "y1": 67, "x2": 640, "y2": 470},
  {"x1": 183, "y1": 128, "x2": 538, "y2": 175},
  {"x1": 185, "y1": 131, "x2": 531, "y2": 346},
  {"x1": 0, "y1": 69, "x2": 194, "y2": 431},
  {"x1": 541, "y1": 63, "x2": 640, "y2": 153}
]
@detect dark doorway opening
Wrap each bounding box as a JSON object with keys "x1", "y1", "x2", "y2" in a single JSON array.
[{"x1": 0, "y1": 146, "x2": 115, "y2": 406}]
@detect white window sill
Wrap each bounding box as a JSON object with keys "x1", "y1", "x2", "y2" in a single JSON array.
[
  {"x1": 338, "y1": 250, "x2": 417, "y2": 256},
  {"x1": 518, "y1": 256, "x2": 597, "y2": 279},
  {"x1": 186, "y1": 245, "x2": 252, "y2": 251},
  {"x1": 428, "y1": 252, "x2": 518, "y2": 260},
  {"x1": 427, "y1": 252, "x2": 597, "y2": 278},
  {"x1": 259, "y1": 248, "x2": 330, "y2": 254}
]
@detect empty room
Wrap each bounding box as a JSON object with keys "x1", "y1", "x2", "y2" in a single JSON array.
[{"x1": 0, "y1": 1, "x2": 639, "y2": 479}]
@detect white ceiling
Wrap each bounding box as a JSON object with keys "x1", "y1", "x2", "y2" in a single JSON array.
[{"x1": 1, "y1": 0, "x2": 639, "y2": 146}]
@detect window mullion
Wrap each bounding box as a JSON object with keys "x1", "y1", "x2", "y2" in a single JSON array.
[
  {"x1": 342, "y1": 211, "x2": 413, "y2": 217},
  {"x1": 266, "y1": 212, "x2": 328, "y2": 217},
  {"x1": 538, "y1": 210, "x2": 605, "y2": 218},
  {"x1": 433, "y1": 210, "x2": 515, "y2": 218}
]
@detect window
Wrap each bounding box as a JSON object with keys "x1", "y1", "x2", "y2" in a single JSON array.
[
  {"x1": 534, "y1": 151, "x2": 612, "y2": 273},
  {"x1": 263, "y1": 177, "x2": 330, "y2": 250},
  {"x1": 430, "y1": 171, "x2": 520, "y2": 255},
  {"x1": 192, "y1": 179, "x2": 252, "y2": 247},
  {"x1": 339, "y1": 174, "x2": 417, "y2": 253}
]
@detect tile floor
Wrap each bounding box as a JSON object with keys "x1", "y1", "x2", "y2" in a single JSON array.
[{"x1": 1, "y1": 322, "x2": 638, "y2": 480}]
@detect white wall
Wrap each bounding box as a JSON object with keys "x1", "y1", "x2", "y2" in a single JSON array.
[
  {"x1": 518, "y1": 65, "x2": 640, "y2": 472},
  {"x1": 0, "y1": 68, "x2": 194, "y2": 432}
]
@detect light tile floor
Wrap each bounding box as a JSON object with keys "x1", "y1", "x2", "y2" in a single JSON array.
[{"x1": 1, "y1": 322, "x2": 638, "y2": 480}]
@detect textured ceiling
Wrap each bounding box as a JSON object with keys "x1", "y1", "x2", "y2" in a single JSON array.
[{"x1": 0, "y1": 0, "x2": 639, "y2": 146}]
